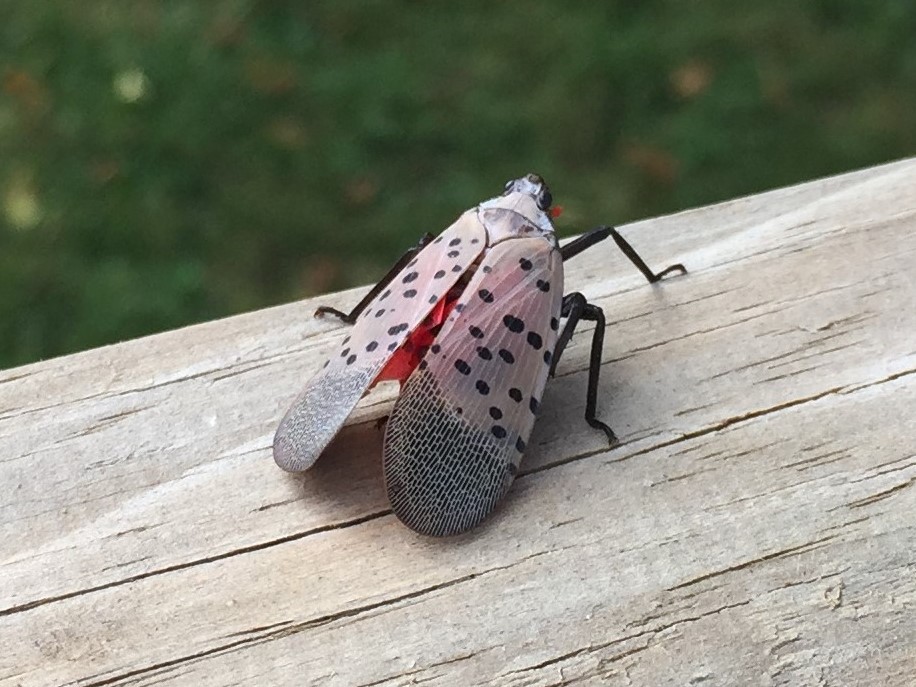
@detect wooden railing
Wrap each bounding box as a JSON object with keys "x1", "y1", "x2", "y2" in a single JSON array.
[{"x1": 2, "y1": 158, "x2": 915, "y2": 686}]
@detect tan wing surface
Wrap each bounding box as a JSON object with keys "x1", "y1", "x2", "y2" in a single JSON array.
[
  {"x1": 383, "y1": 237, "x2": 563, "y2": 535},
  {"x1": 274, "y1": 211, "x2": 487, "y2": 471}
]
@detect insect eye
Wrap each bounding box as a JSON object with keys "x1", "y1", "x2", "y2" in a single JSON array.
[
  {"x1": 503, "y1": 179, "x2": 515, "y2": 194},
  {"x1": 537, "y1": 188, "x2": 553, "y2": 211}
]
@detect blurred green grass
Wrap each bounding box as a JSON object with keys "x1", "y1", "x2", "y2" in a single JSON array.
[{"x1": 1, "y1": 1, "x2": 914, "y2": 368}]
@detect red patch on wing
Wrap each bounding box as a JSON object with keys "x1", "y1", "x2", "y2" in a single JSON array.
[{"x1": 375, "y1": 294, "x2": 456, "y2": 385}]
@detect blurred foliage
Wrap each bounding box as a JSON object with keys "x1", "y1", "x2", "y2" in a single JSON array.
[{"x1": 1, "y1": 1, "x2": 915, "y2": 368}]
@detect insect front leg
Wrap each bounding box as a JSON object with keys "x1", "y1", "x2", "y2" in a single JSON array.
[
  {"x1": 608, "y1": 227, "x2": 686, "y2": 283},
  {"x1": 550, "y1": 292, "x2": 616, "y2": 444},
  {"x1": 559, "y1": 226, "x2": 613, "y2": 261},
  {"x1": 561, "y1": 225, "x2": 687, "y2": 283},
  {"x1": 315, "y1": 232, "x2": 436, "y2": 324}
]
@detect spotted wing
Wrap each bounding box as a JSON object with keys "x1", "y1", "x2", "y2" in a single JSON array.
[
  {"x1": 273, "y1": 211, "x2": 487, "y2": 472},
  {"x1": 383, "y1": 237, "x2": 563, "y2": 535}
]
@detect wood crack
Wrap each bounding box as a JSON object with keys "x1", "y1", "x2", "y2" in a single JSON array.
[
  {"x1": 353, "y1": 653, "x2": 476, "y2": 687},
  {"x1": 665, "y1": 536, "x2": 837, "y2": 591},
  {"x1": 847, "y1": 478, "x2": 916, "y2": 509},
  {"x1": 0, "y1": 349, "x2": 295, "y2": 423},
  {"x1": 522, "y1": 383, "x2": 848, "y2": 478},
  {"x1": 0, "y1": 510, "x2": 389, "y2": 618},
  {"x1": 74, "y1": 567, "x2": 511, "y2": 687},
  {"x1": 506, "y1": 598, "x2": 753, "y2": 683}
]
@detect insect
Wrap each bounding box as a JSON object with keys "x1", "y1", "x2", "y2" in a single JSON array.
[{"x1": 274, "y1": 174, "x2": 686, "y2": 536}]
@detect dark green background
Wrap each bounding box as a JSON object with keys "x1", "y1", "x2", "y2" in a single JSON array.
[{"x1": 2, "y1": 1, "x2": 914, "y2": 369}]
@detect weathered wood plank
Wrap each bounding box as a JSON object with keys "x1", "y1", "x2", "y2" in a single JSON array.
[{"x1": 2, "y1": 158, "x2": 915, "y2": 687}]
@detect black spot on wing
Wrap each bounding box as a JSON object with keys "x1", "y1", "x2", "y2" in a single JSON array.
[{"x1": 503, "y1": 315, "x2": 524, "y2": 333}]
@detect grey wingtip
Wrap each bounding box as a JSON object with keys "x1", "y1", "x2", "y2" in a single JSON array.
[
  {"x1": 271, "y1": 367, "x2": 378, "y2": 472},
  {"x1": 272, "y1": 420, "x2": 320, "y2": 473}
]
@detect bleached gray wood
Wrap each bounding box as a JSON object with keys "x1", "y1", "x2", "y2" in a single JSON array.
[{"x1": 2, "y1": 158, "x2": 915, "y2": 687}]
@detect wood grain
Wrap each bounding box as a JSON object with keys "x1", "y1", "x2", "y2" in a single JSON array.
[{"x1": 2, "y1": 158, "x2": 915, "y2": 686}]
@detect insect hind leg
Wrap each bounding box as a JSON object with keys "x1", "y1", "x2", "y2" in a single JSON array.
[
  {"x1": 550, "y1": 292, "x2": 617, "y2": 444},
  {"x1": 315, "y1": 232, "x2": 436, "y2": 324}
]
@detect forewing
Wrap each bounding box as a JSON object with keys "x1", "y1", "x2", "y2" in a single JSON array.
[
  {"x1": 383, "y1": 237, "x2": 563, "y2": 535},
  {"x1": 273, "y1": 211, "x2": 487, "y2": 472}
]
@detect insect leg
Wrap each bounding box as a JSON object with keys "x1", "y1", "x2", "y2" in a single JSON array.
[
  {"x1": 550, "y1": 292, "x2": 617, "y2": 444},
  {"x1": 560, "y1": 226, "x2": 612, "y2": 261},
  {"x1": 562, "y1": 224, "x2": 686, "y2": 283},
  {"x1": 608, "y1": 227, "x2": 686, "y2": 283},
  {"x1": 315, "y1": 232, "x2": 436, "y2": 323}
]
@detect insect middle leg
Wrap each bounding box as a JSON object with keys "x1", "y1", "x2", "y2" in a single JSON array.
[
  {"x1": 550, "y1": 292, "x2": 617, "y2": 444},
  {"x1": 315, "y1": 232, "x2": 436, "y2": 324}
]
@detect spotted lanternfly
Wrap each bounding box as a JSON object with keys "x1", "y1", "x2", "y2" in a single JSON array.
[{"x1": 274, "y1": 174, "x2": 686, "y2": 536}]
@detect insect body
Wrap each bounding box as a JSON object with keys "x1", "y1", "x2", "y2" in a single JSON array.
[{"x1": 274, "y1": 174, "x2": 685, "y2": 536}]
